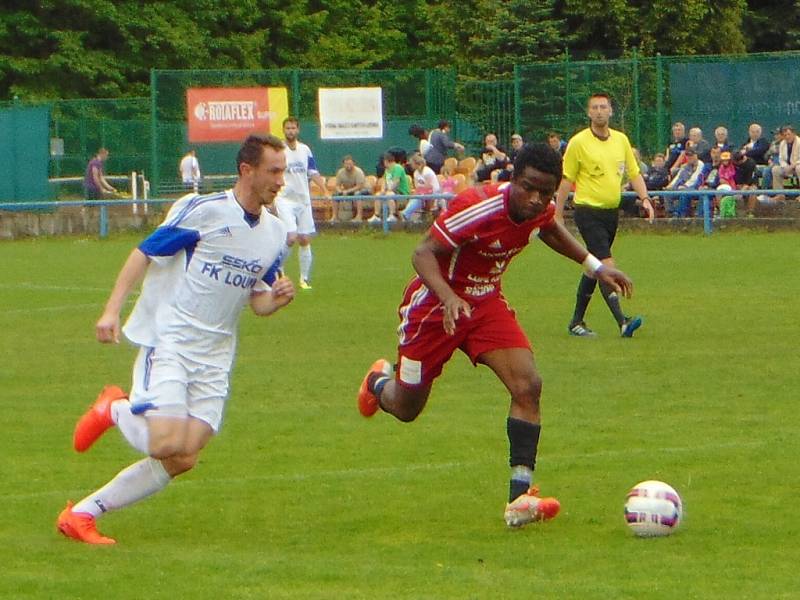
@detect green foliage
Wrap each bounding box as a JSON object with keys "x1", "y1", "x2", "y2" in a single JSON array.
[{"x1": 0, "y1": 0, "x2": 798, "y2": 99}]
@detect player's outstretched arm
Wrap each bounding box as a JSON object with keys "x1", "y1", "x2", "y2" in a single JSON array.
[
  {"x1": 412, "y1": 234, "x2": 471, "y2": 335},
  {"x1": 250, "y1": 276, "x2": 296, "y2": 316},
  {"x1": 96, "y1": 248, "x2": 150, "y2": 343}
]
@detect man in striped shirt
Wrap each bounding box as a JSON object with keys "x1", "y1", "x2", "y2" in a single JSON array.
[{"x1": 357, "y1": 143, "x2": 634, "y2": 528}]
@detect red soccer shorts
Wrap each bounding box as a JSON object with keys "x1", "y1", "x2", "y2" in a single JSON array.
[{"x1": 395, "y1": 286, "x2": 531, "y2": 388}]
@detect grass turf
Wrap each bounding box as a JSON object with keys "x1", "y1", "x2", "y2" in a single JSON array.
[{"x1": 0, "y1": 229, "x2": 797, "y2": 599}]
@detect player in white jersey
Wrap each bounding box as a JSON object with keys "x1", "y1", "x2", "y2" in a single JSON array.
[
  {"x1": 57, "y1": 135, "x2": 295, "y2": 545},
  {"x1": 178, "y1": 149, "x2": 201, "y2": 190},
  {"x1": 274, "y1": 117, "x2": 329, "y2": 290}
]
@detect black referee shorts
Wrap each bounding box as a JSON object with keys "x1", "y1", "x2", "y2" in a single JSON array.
[{"x1": 573, "y1": 205, "x2": 619, "y2": 260}]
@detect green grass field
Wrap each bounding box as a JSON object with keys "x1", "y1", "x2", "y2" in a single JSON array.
[{"x1": 1, "y1": 229, "x2": 798, "y2": 599}]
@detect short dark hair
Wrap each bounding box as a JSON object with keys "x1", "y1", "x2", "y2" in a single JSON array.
[
  {"x1": 282, "y1": 116, "x2": 299, "y2": 127},
  {"x1": 513, "y1": 143, "x2": 562, "y2": 181},
  {"x1": 780, "y1": 125, "x2": 794, "y2": 134},
  {"x1": 588, "y1": 92, "x2": 612, "y2": 106},
  {"x1": 383, "y1": 152, "x2": 396, "y2": 163},
  {"x1": 342, "y1": 154, "x2": 354, "y2": 163},
  {"x1": 437, "y1": 119, "x2": 450, "y2": 130},
  {"x1": 236, "y1": 134, "x2": 285, "y2": 175}
]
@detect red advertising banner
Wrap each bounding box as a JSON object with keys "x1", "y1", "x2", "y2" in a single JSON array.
[{"x1": 186, "y1": 87, "x2": 287, "y2": 143}]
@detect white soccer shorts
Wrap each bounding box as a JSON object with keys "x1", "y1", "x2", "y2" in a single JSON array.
[
  {"x1": 130, "y1": 346, "x2": 230, "y2": 432},
  {"x1": 274, "y1": 197, "x2": 316, "y2": 235}
]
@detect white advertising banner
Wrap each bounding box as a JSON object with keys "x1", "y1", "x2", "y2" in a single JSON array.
[{"x1": 318, "y1": 87, "x2": 383, "y2": 139}]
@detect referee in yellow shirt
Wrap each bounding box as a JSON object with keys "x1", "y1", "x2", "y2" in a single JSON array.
[{"x1": 555, "y1": 92, "x2": 654, "y2": 338}]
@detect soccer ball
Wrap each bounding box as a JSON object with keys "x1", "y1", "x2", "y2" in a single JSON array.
[{"x1": 624, "y1": 480, "x2": 683, "y2": 537}]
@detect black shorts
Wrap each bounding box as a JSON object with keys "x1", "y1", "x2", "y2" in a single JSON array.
[{"x1": 573, "y1": 205, "x2": 619, "y2": 260}]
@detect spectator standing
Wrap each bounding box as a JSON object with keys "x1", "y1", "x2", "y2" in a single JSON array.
[
  {"x1": 555, "y1": 92, "x2": 653, "y2": 338},
  {"x1": 334, "y1": 155, "x2": 371, "y2": 222},
  {"x1": 83, "y1": 148, "x2": 116, "y2": 199},
  {"x1": 274, "y1": 117, "x2": 329, "y2": 290},
  {"x1": 179, "y1": 149, "x2": 201, "y2": 191},
  {"x1": 665, "y1": 122, "x2": 688, "y2": 172},
  {"x1": 474, "y1": 133, "x2": 509, "y2": 182},
  {"x1": 402, "y1": 153, "x2": 441, "y2": 222},
  {"x1": 426, "y1": 120, "x2": 464, "y2": 174}
]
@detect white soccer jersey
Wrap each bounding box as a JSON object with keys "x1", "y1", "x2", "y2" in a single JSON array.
[
  {"x1": 180, "y1": 155, "x2": 200, "y2": 183},
  {"x1": 123, "y1": 190, "x2": 288, "y2": 370},
  {"x1": 276, "y1": 142, "x2": 319, "y2": 205}
]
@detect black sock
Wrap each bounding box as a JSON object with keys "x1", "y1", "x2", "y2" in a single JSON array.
[
  {"x1": 507, "y1": 417, "x2": 541, "y2": 502},
  {"x1": 599, "y1": 281, "x2": 626, "y2": 326},
  {"x1": 570, "y1": 275, "x2": 597, "y2": 326}
]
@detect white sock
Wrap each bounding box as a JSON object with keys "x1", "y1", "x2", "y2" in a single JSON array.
[
  {"x1": 112, "y1": 400, "x2": 150, "y2": 454},
  {"x1": 72, "y1": 457, "x2": 170, "y2": 518},
  {"x1": 299, "y1": 245, "x2": 313, "y2": 281}
]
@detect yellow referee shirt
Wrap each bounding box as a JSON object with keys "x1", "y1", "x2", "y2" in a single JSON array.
[{"x1": 562, "y1": 128, "x2": 640, "y2": 209}]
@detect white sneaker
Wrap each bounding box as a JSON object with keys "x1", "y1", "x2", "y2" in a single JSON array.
[
  {"x1": 367, "y1": 215, "x2": 381, "y2": 224},
  {"x1": 386, "y1": 215, "x2": 398, "y2": 223},
  {"x1": 504, "y1": 487, "x2": 560, "y2": 528}
]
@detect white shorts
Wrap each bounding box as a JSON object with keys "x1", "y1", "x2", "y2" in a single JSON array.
[
  {"x1": 274, "y1": 198, "x2": 316, "y2": 235},
  {"x1": 130, "y1": 346, "x2": 230, "y2": 432}
]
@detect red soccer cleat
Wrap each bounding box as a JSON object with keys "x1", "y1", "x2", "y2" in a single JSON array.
[
  {"x1": 57, "y1": 502, "x2": 116, "y2": 545},
  {"x1": 357, "y1": 359, "x2": 392, "y2": 417},
  {"x1": 504, "y1": 486, "x2": 561, "y2": 528},
  {"x1": 73, "y1": 385, "x2": 127, "y2": 452}
]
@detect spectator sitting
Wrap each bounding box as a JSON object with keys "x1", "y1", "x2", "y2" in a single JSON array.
[
  {"x1": 666, "y1": 146, "x2": 705, "y2": 217},
  {"x1": 665, "y1": 122, "x2": 688, "y2": 172},
  {"x1": 426, "y1": 120, "x2": 464, "y2": 174},
  {"x1": 698, "y1": 150, "x2": 735, "y2": 218},
  {"x1": 437, "y1": 164, "x2": 458, "y2": 214},
  {"x1": 644, "y1": 153, "x2": 670, "y2": 191},
  {"x1": 335, "y1": 155, "x2": 372, "y2": 222},
  {"x1": 547, "y1": 132, "x2": 568, "y2": 156},
  {"x1": 369, "y1": 152, "x2": 409, "y2": 224},
  {"x1": 474, "y1": 132, "x2": 509, "y2": 182},
  {"x1": 759, "y1": 128, "x2": 783, "y2": 190},
  {"x1": 740, "y1": 123, "x2": 769, "y2": 165},
  {"x1": 732, "y1": 151, "x2": 759, "y2": 217},
  {"x1": 713, "y1": 126, "x2": 734, "y2": 154},
  {"x1": 766, "y1": 125, "x2": 800, "y2": 202},
  {"x1": 672, "y1": 127, "x2": 711, "y2": 175},
  {"x1": 401, "y1": 153, "x2": 441, "y2": 222},
  {"x1": 498, "y1": 133, "x2": 524, "y2": 182}
]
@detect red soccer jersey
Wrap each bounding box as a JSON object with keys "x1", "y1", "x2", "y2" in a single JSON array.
[{"x1": 428, "y1": 182, "x2": 556, "y2": 302}]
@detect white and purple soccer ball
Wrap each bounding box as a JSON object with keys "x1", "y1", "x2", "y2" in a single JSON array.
[{"x1": 624, "y1": 480, "x2": 683, "y2": 537}]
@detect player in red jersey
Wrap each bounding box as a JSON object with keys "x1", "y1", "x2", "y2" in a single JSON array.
[{"x1": 357, "y1": 143, "x2": 635, "y2": 528}]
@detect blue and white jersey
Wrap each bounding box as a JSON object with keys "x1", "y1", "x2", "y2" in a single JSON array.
[
  {"x1": 276, "y1": 142, "x2": 319, "y2": 205},
  {"x1": 123, "y1": 189, "x2": 288, "y2": 370}
]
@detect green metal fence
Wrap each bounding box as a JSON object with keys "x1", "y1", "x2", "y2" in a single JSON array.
[
  {"x1": 516, "y1": 50, "x2": 800, "y2": 154},
  {"x1": 5, "y1": 50, "x2": 800, "y2": 202}
]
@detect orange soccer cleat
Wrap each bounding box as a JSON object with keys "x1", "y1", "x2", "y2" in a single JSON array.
[
  {"x1": 57, "y1": 502, "x2": 116, "y2": 545},
  {"x1": 73, "y1": 385, "x2": 127, "y2": 452},
  {"x1": 357, "y1": 359, "x2": 392, "y2": 417},
  {"x1": 504, "y1": 486, "x2": 561, "y2": 528}
]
